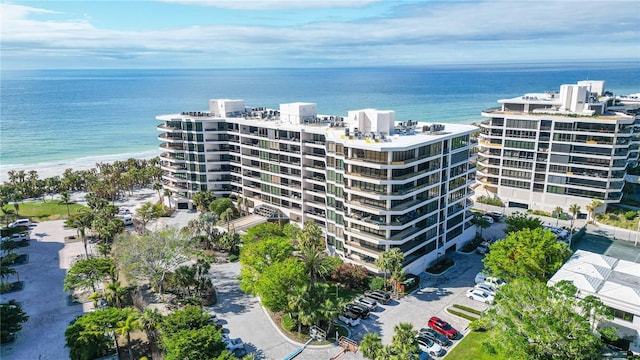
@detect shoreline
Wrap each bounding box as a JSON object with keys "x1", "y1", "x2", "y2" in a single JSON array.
[{"x1": 0, "y1": 149, "x2": 161, "y2": 183}]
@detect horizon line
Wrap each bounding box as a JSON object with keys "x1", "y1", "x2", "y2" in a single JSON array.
[{"x1": 2, "y1": 59, "x2": 639, "y2": 72}]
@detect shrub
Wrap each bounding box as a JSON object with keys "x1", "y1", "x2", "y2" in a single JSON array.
[
  {"x1": 476, "y1": 196, "x2": 503, "y2": 207},
  {"x1": 228, "y1": 254, "x2": 239, "y2": 262},
  {"x1": 624, "y1": 211, "x2": 638, "y2": 220},
  {"x1": 481, "y1": 341, "x2": 498, "y2": 355},
  {"x1": 281, "y1": 313, "x2": 296, "y2": 332},
  {"x1": 425, "y1": 257, "x2": 454, "y2": 274},
  {"x1": 368, "y1": 277, "x2": 385, "y2": 291},
  {"x1": 331, "y1": 263, "x2": 368, "y2": 289}
]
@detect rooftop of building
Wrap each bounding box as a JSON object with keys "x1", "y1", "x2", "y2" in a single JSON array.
[
  {"x1": 548, "y1": 250, "x2": 640, "y2": 315},
  {"x1": 158, "y1": 106, "x2": 478, "y2": 150}
]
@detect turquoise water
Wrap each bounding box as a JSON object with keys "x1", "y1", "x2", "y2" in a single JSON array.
[{"x1": 1, "y1": 62, "x2": 639, "y2": 167}]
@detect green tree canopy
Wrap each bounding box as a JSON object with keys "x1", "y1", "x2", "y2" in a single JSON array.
[
  {"x1": 64, "y1": 257, "x2": 116, "y2": 293},
  {"x1": 504, "y1": 211, "x2": 543, "y2": 234},
  {"x1": 241, "y1": 222, "x2": 286, "y2": 243},
  {"x1": 135, "y1": 201, "x2": 164, "y2": 232},
  {"x1": 239, "y1": 236, "x2": 293, "y2": 293},
  {"x1": 1, "y1": 300, "x2": 28, "y2": 344},
  {"x1": 162, "y1": 326, "x2": 226, "y2": 360},
  {"x1": 254, "y1": 257, "x2": 306, "y2": 312},
  {"x1": 209, "y1": 198, "x2": 235, "y2": 218},
  {"x1": 160, "y1": 305, "x2": 212, "y2": 335},
  {"x1": 473, "y1": 279, "x2": 611, "y2": 360},
  {"x1": 192, "y1": 190, "x2": 216, "y2": 213},
  {"x1": 482, "y1": 227, "x2": 571, "y2": 282},
  {"x1": 65, "y1": 307, "x2": 136, "y2": 360}
]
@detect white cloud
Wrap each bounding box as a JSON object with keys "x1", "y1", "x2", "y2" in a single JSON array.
[
  {"x1": 157, "y1": 0, "x2": 380, "y2": 10},
  {"x1": 1, "y1": 1, "x2": 639, "y2": 69}
]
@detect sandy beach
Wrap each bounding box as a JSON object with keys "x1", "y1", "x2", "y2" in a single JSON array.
[{"x1": 0, "y1": 150, "x2": 161, "y2": 183}]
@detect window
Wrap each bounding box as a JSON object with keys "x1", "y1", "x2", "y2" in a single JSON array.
[
  {"x1": 451, "y1": 135, "x2": 469, "y2": 150},
  {"x1": 504, "y1": 140, "x2": 534, "y2": 150},
  {"x1": 506, "y1": 119, "x2": 537, "y2": 129}
]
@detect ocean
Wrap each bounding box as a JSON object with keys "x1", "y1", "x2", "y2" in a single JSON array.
[{"x1": 1, "y1": 62, "x2": 639, "y2": 169}]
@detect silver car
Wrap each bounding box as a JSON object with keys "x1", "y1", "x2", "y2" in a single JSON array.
[{"x1": 354, "y1": 296, "x2": 378, "y2": 311}]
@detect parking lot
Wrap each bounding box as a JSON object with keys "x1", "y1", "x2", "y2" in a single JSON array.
[{"x1": 209, "y1": 249, "x2": 489, "y2": 359}]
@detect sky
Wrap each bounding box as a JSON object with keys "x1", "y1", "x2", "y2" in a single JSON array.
[{"x1": 1, "y1": 0, "x2": 639, "y2": 69}]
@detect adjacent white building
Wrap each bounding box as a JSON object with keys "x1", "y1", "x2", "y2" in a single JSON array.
[
  {"x1": 548, "y1": 250, "x2": 640, "y2": 354},
  {"x1": 477, "y1": 80, "x2": 640, "y2": 214},
  {"x1": 157, "y1": 100, "x2": 477, "y2": 274}
]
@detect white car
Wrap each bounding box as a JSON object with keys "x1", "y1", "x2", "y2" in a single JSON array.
[
  {"x1": 417, "y1": 336, "x2": 445, "y2": 357},
  {"x1": 1, "y1": 233, "x2": 29, "y2": 242},
  {"x1": 475, "y1": 272, "x2": 506, "y2": 287},
  {"x1": 482, "y1": 215, "x2": 494, "y2": 224},
  {"x1": 354, "y1": 296, "x2": 378, "y2": 311},
  {"x1": 474, "y1": 283, "x2": 496, "y2": 296},
  {"x1": 338, "y1": 311, "x2": 361, "y2": 327},
  {"x1": 466, "y1": 288, "x2": 495, "y2": 304}
]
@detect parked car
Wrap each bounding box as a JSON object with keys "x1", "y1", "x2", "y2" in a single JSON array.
[
  {"x1": 118, "y1": 208, "x2": 131, "y2": 215},
  {"x1": 487, "y1": 211, "x2": 503, "y2": 221},
  {"x1": 482, "y1": 215, "x2": 494, "y2": 224},
  {"x1": 364, "y1": 289, "x2": 391, "y2": 304},
  {"x1": 418, "y1": 327, "x2": 452, "y2": 347},
  {"x1": 9, "y1": 219, "x2": 31, "y2": 228},
  {"x1": 466, "y1": 288, "x2": 495, "y2": 304},
  {"x1": 345, "y1": 303, "x2": 370, "y2": 319},
  {"x1": 427, "y1": 316, "x2": 459, "y2": 339},
  {"x1": 1, "y1": 232, "x2": 29, "y2": 242},
  {"x1": 476, "y1": 241, "x2": 490, "y2": 254},
  {"x1": 474, "y1": 283, "x2": 497, "y2": 296},
  {"x1": 338, "y1": 311, "x2": 361, "y2": 327},
  {"x1": 416, "y1": 336, "x2": 445, "y2": 357},
  {"x1": 475, "y1": 272, "x2": 506, "y2": 287},
  {"x1": 354, "y1": 296, "x2": 378, "y2": 311},
  {"x1": 222, "y1": 335, "x2": 245, "y2": 351}
]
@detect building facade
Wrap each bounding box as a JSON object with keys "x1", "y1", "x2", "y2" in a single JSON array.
[
  {"x1": 548, "y1": 250, "x2": 640, "y2": 354},
  {"x1": 157, "y1": 100, "x2": 477, "y2": 274},
  {"x1": 477, "y1": 81, "x2": 640, "y2": 214}
]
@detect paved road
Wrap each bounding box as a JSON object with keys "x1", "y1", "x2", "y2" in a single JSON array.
[{"x1": 209, "y1": 251, "x2": 488, "y2": 360}]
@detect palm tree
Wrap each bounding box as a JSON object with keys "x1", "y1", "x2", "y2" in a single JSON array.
[
  {"x1": 473, "y1": 213, "x2": 491, "y2": 238},
  {"x1": 139, "y1": 308, "x2": 162, "y2": 343},
  {"x1": 221, "y1": 207, "x2": 234, "y2": 233},
  {"x1": 360, "y1": 333, "x2": 383, "y2": 359},
  {"x1": 0, "y1": 264, "x2": 18, "y2": 285},
  {"x1": 391, "y1": 322, "x2": 418, "y2": 358},
  {"x1": 586, "y1": 200, "x2": 603, "y2": 222},
  {"x1": 153, "y1": 182, "x2": 163, "y2": 203},
  {"x1": 376, "y1": 248, "x2": 404, "y2": 294},
  {"x1": 287, "y1": 286, "x2": 310, "y2": 333},
  {"x1": 318, "y1": 298, "x2": 340, "y2": 335},
  {"x1": 71, "y1": 211, "x2": 94, "y2": 257},
  {"x1": 569, "y1": 203, "x2": 581, "y2": 233},
  {"x1": 163, "y1": 189, "x2": 173, "y2": 210},
  {"x1": 60, "y1": 191, "x2": 71, "y2": 216},
  {"x1": 554, "y1": 206, "x2": 564, "y2": 227},
  {"x1": 105, "y1": 281, "x2": 129, "y2": 309},
  {"x1": 116, "y1": 311, "x2": 140, "y2": 360}
]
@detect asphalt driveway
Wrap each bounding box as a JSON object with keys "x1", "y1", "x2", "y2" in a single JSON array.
[{"x1": 209, "y1": 250, "x2": 488, "y2": 360}]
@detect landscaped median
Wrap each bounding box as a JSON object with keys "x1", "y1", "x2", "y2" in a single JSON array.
[{"x1": 446, "y1": 304, "x2": 483, "y2": 322}]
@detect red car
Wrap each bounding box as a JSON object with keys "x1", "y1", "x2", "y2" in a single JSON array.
[{"x1": 427, "y1": 316, "x2": 459, "y2": 339}]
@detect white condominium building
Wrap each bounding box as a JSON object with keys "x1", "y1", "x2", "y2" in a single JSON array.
[
  {"x1": 157, "y1": 100, "x2": 477, "y2": 274},
  {"x1": 477, "y1": 81, "x2": 640, "y2": 214}
]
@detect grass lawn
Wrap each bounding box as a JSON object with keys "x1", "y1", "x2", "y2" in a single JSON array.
[
  {"x1": 446, "y1": 330, "x2": 505, "y2": 360},
  {"x1": 2, "y1": 201, "x2": 89, "y2": 222}
]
